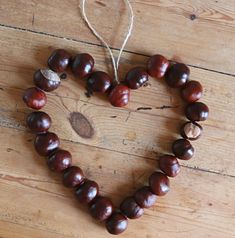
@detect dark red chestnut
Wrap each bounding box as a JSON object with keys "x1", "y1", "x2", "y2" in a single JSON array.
[
  {"x1": 72, "y1": 53, "x2": 94, "y2": 78},
  {"x1": 181, "y1": 80, "x2": 203, "y2": 102},
  {"x1": 147, "y1": 54, "x2": 169, "y2": 78},
  {"x1": 134, "y1": 186, "x2": 157, "y2": 208},
  {"x1": 185, "y1": 102, "x2": 209, "y2": 121},
  {"x1": 125, "y1": 67, "x2": 149, "y2": 89},
  {"x1": 34, "y1": 132, "x2": 60, "y2": 156},
  {"x1": 23, "y1": 87, "x2": 47, "y2": 110},
  {"x1": 120, "y1": 197, "x2": 144, "y2": 219},
  {"x1": 172, "y1": 139, "x2": 194, "y2": 160},
  {"x1": 47, "y1": 149, "x2": 72, "y2": 172},
  {"x1": 34, "y1": 69, "x2": 61, "y2": 92},
  {"x1": 62, "y1": 166, "x2": 84, "y2": 188},
  {"x1": 48, "y1": 49, "x2": 71, "y2": 73},
  {"x1": 165, "y1": 63, "x2": 190, "y2": 88},
  {"x1": 87, "y1": 71, "x2": 111, "y2": 93},
  {"x1": 109, "y1": 85, "x2": 130, "y2": 107},
  {"x1": 75, "y1": 180, "x2": 99, "y2": 204},
  {"x1": 90, "y1": 196, "x2": 113, "y2": 221},
  {"x1": 158, "y1": 155, "x2": 181, "y2": 177},
  {"x1": 26, "y1": 111, "x2": 51, "y2": 133},
  {"x1": 149, "y1": 172, "x2": 170, "y2": 196},
  {"x1": 180, "y1": 121, "x2": 203, "y2": 140},
  {"x1": 106, "y1": 212, "x2": 128, "y2": 235}
]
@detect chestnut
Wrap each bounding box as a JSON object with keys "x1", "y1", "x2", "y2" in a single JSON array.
[
  {"x1": 34, "y1": 132, "x2": 60, "y2": 156},
  {"x1": 149, "y1": 172, "x2": 170, "y2": 196},
  {"x1": 147, "y1": 54, "x2": 169, "y2": 78},
  {"x1": 90, "y1": 196, "x2": 113, "y2": 221},
  {"x1": 34, "y1": 69, "x2": 61, "y2": 92},
  {"x1": 109, "y1": 85, "x2": 130, "y2": 107},
  {"x1": 48, "y1": 49, "x2": 71, "y2": 72},
  {"x1": 26, "y1": 111, "x2": 51, "y2": 133},
  {"x1": 120, "y1": 197, "x2": 144, "y2": 219},
  {"x1": 62, "y1": 166, "x2": 85, "y2": 188},
  {"x1": 165, "y1": 63, "x2": 190, "y2": 88},
  {"x1": 23, "y1": 87, "x2": 47, "y2": 110},
  {"x1": 75, "y1": 180, "x2": 99, "y2": 204},
  {"x1": 106, "y1": 212, "x2": 128, "y2": 235},
  {"x1": 72, "y1": 53, "x2": 94, "y2": 78},
  {"x1": 87, "y1": 71, "x2": 112, "y2": 93},
  {"x1": 125, "y1": 67, "x2": 149, "y2": 89},
  {"x1": 47, "y1": 149, "x2": 72, "y2": 172}
]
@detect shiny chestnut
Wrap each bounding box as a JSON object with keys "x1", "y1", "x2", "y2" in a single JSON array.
[
  {"x1": 62, "y1": 166, "x2": 84, "y2": 188},
  {"x1": 75, "y1": 180, "x2": 99, "y2": 204},
  {"x1": 172, "y1": 139, "x2": 194, "y2": 160},
  {"x1": 181, "y1": 80, "x2": 203, "y2": 102},
  {"x1": 48, "y1": 49, "x2": 71, "y2": 72},
  {"x1": 90, "y1": 196, "x2": 113, "y2": 221},
  {"x1": 165, "y1": 63, "x2": 190, "y2": 88},
  {"x1": 34, "y1": 69, "x2": 61, "y2": 92},
  {"x1": 185, "y1": 102, "x2": 209, "y2": 121},
  {"x1": 26, "y1": 111, "x2": 51, "y2": 133},
  {"x1": 47, "y1": 149, "x2": 72, "y2": 172},
  {"x1": 72, "y1": 53, "x2": 94, "y2": 78},
  {"x1": 87, "y1": 71, "x2": 112, "y2": 93},
  {"x1": 106, "y1": 212, "x2": 128, "y2": 235},
  {"x1": 120, "y1": 197, "x2": 144, "y2": 219},
  {"x1": 158, "y1": 155, "x2": 181, "y2": 177},
  {"x1": 147, "y1": 54, "x2": 169, "y2": 78},
  {"x1": 134, "y1": 186, "x2": 157, "y2": 208},
  {"x1": 109, "y1": 85, "x2": 130, "y2": 107},
  {"x1": 125, "y1": 67, "x2": 149, "y2": 89},
  {"x1": 23, "y1": 87, "x2": 47, "y2": 110},
  {"x1": 149, "y1": 172, "x2": 170, "y2": 196},
  {"x1": 34, "y1": 132, "x2": 60, "y2": 156}
]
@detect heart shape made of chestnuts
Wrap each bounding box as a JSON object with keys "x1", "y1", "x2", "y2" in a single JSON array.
[{"x1": 22, "y1": 49, "x2": 209, "y2": 235}]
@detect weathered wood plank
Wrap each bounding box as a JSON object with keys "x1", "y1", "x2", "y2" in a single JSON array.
[
  {"x1": 0, "y1": 27, "x2": 234, "y2": 176},
  {"x1": 0, "y1": 127, "x2": 235, "y2": 238},
  {"x1": 0, "y1": 0, "x2": 235, "y2": 74}
]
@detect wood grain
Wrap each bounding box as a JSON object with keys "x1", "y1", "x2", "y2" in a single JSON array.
[
  {"x1": 0, "y1": 0, "x2": 235, "y2": 74},
  {"x1": 0, "y1": 127, "x2": 235, "y2": 238},
  {"x1": 0, "y1": 0, "x2": 235, "y2": 237},
  {"x1": 0, "y1": 27, "x2": 235, "y2": 177}
]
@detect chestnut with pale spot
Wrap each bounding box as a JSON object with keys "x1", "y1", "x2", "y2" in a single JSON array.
[{"x1": 181, "y1": 121, "x2": 203, "y2": 140}]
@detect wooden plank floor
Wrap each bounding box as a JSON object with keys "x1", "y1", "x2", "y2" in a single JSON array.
[{"x1": 0, "y1": 0, "x2": 235, "y2": 237}]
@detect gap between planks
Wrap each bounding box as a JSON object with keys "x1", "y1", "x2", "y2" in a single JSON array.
[
  {"x1": 0, "y1": 121, "x2": 234, "y2": 180},
  {"x1": 0, "y1": 23, "x2": 235, "y2": 78}
]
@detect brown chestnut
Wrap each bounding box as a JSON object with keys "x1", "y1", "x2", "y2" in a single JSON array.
[
  {"x1": 23, "y1": 87, "x2": 47, "y2": 110},
  {"x1": 75, "y1": 180, "x2": 99, "y2": 204},
  {"x1": 109, "y1": 85, "x2": 130, "y2": 107},
  {"x1": 125, "y1": 67, "x2": 149, "y2": 89},
  {"x1": 48, "y1": 49, "x2": 71, "y2": 72},
  {"x1": 134, "y1": 186, "x2": 157, "y2": 208},
  {"x1": 185, "y1": 102, "x2": 209, "y2": 121},
  {"x1": 106, "y1": 212, "x2": 128, "y2": 235},
  {"x1": 158, "y1": 155, "x2": 181, "y2": 177},
  {"x1": 26, "y1": 111, "x2": 51, "y2": 133},
  {"x1": 62, "y1": 166, "x2": 84, "y2": 188},
  {"x1": 165, "y1": 63, "x2": 190, "y2": 88},
  {"x1": 181, "y1": 80, "x2": 203, "y2": 102},
  {"x1": 72, "y1": 53, "x2": 94, "y2": 78},
  {"x1": 172, "y1": 139, "x2": 194, "y2": 160},
  {"x1": 147, "y1": 54, "x2": 169, "y2": 78},
  {"x1": 90, "y1": 196, "x2": 113, "y2": 221},
  {"x1": 34, "y1": 69, "x2": 61, "y2": 92},
  {"x1": 34, "y1": 132, "x2": 60, "y2": 156},
  {"x1": 149, "y1": 172, "x2": 170, "y2": 196},
  {"x1": 120, "y1": 197, "x2": 144, "y2": 219}
]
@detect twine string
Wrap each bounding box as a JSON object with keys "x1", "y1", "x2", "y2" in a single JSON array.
[{"x1": 80, "y1": 0, "x2": 134, "y2": 84}]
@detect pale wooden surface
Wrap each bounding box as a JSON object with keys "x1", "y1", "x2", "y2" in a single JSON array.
[{"x1": 0, "y1": 0, "x2": 235, "y2": 238}]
